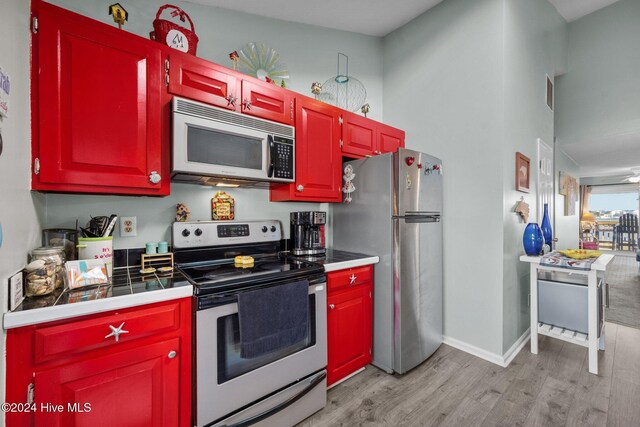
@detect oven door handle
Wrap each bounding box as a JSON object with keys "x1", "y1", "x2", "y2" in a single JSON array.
[{"x1": 217, "y1": 371, "x2": 326, "y2": 427}]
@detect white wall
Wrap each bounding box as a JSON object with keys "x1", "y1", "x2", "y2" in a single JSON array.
[
  {"x1": 383, "y1": 0, "x2": 506, "y2": 356},
  {"x1": 0, "y1": 0, "x2": 46, "y2": 415},
  {"x1": 555, "y1": 0, "x2": 640, "y2": 173},
  {"x1": 501, "y1": 0, "x2": 567, "y2": 354},
  {"x1": 43, "y1": 0, "x2": 383, "y2": 248}
]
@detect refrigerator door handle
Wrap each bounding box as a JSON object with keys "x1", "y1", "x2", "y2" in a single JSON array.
[{"x1": 398, "y1": 214, "x2": 441, "y2": 223}]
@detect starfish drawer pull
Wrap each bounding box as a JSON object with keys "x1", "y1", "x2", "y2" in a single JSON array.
[{"x1": 105, "y1": 322, "x2": 129, "y2": 342}]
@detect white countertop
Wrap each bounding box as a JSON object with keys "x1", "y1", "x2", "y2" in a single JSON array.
[
  {"x1": 519, "y1": 253, "x2": 615, "y2": 272},
  {"x1": 320, "y1": 249, "x2": 379, "y2": 272},
  {"x1": 3, "y1": 285, "x2": 193, "y2": 329}
]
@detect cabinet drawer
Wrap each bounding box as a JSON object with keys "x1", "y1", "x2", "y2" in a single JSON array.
[
  {"x1": 327, "y1": 266, "x2": 372, "y2": 292},
  {"x1": 34, "y1": 302, "x2": 182, "y2": 363}
]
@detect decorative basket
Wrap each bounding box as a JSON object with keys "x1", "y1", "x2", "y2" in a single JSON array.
[{"x1": 150, "y1": 4, "x2": 199, "y2": 55}]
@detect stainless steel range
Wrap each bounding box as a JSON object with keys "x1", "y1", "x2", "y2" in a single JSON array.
[{"x1": 172, "y1": 220, "x2": 327, "y2": 427}]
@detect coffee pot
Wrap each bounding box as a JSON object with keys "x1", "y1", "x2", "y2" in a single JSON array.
[{"x1": 290, "y1": 211, "x2": 326, "y2": 256}]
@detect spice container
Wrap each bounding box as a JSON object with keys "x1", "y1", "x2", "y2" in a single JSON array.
[{"x1": 25, "y1": 247, "x2": 66, "y2": 297}]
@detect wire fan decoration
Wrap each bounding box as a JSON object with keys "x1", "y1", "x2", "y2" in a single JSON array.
[
  {"x1": 237, "y1": 42, "x2": 290, "y2": 86},
  {"x1": 318, "y1": 53, "x2": 367, "y2": 112}
]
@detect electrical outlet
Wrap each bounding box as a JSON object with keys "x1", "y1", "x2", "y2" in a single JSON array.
[{"x1": 120, "y1": 216, "x2": 137, "y2": 237}]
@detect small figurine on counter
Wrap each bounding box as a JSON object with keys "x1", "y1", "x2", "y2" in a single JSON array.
[{"x1": 176, "y1": 203, "x2": 190, "y2": 222}]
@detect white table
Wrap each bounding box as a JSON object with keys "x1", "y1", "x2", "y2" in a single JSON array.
[{"x1": 520, "y1": 254, "x2": 614, "y2": 374}]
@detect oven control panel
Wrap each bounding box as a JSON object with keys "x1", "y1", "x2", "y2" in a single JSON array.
[{"x1": 172, "y1": 220, "x2": 282, "y2": 249}]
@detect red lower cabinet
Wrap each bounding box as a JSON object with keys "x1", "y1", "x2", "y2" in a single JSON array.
[
  {"x1": 326, "y1": 266, "x2": 373, "y2": 386},
  {"x1": 5, "y1": 298, "x2": 191, "y2": 427}
]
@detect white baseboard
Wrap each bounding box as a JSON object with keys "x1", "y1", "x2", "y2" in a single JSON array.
[{"x1": 443, "y1": 328, "x2": 530, "y2": 368}]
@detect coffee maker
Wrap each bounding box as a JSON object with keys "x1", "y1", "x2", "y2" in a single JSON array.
[{"x1": 290, "y1": 211, "x2": 326, "y2": 256}]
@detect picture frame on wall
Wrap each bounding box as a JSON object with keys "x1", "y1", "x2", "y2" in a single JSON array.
[{"x1": 515, "y1": 152, "x2": 530, "y2": 193}]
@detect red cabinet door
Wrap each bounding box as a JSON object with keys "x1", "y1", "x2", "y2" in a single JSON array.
[
  {"x1": 34, "y1": 338, "x2": 180, "y2": 427},
  {"x1": 241, "y1": 80, "x2": 294, "y2": 125},
  {"x1": 168, "y1": 53, "x2": 238, "y2": 110},
  {"x1": 377, "y1": 123, "x2": 405, "y2": 154},
  {"x1": 32, "y1": 1, "x2": 168, "y2": 195},
  {"x1": 270, "y1": 97, "x2": 341, "y2": 202},
  {"x1": 341, "y1": 111, "x2": 376, "y2": 158},
  {"x1": 327, "y1": 281, "x2": 372, "y2": 386}
]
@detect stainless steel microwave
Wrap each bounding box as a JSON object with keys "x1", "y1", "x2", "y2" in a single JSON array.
[{"x1": 172, "y1": 97, "x2": 295, "y2": 187}]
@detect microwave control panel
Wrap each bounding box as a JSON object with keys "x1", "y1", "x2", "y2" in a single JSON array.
[{"x1": 271, "y1": 136, "x2": 294, "y2": 181}]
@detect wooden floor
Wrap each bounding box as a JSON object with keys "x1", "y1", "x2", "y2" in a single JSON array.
[{"x1": 300, "y1": 322, "x2": 640, "y2": 427}]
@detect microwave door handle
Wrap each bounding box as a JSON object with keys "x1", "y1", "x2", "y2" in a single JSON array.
[{"x1": 267, "y1": 135, "x2": 275, "y2": 178}]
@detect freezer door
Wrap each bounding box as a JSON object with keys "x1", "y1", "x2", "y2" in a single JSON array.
[
  {"x1": 393, "y1": 216, "x2": 443, "y2": 374},
  {"x1": 394, "y1": 148, "x2": 443, "y2": 216}
]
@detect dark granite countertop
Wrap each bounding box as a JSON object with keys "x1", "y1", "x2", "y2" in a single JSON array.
[{"x1": 4, "y1": 267, "x2": 193, "y2": 329}]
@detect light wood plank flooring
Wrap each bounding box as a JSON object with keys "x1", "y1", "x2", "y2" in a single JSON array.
[{"x1": 300, "y1": 322, "x2": 640, "y2": 426}]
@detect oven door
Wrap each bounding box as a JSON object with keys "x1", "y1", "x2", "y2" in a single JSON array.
[
  {"x1": 173, "y1": 110, "x2": 270, "y2": 181},
  {"x1": 196, "y1": 279, "x2": 327, "y2": 426}
]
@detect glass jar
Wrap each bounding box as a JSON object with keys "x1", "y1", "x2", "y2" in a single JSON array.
[{"x1": 25, "y1": 247, "x2": 66, "y2": 297}]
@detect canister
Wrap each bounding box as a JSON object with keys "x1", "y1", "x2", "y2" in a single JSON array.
[{"x1": 25, "y1": 247, "x2": 66, "y2": 296}]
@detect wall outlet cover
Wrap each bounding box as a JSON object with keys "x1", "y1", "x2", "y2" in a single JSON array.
[{"x1": 120, "y1": 216, "x2": 137, "y2": 237}]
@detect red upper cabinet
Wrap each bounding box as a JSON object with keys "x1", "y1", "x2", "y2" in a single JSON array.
[
  {"x1": 31, "y1": 0, "x2": 169, "y2": 196},
  {"x1": 378, "y1": 122, "x2": 405, "y2": 154},
  {"x1": 341, "y1": 111, "x2": 405, "y2": 158},
  {"x1": 240, "y1": 79, "x2": 294, "y2": 125},
  {"x1": 270, "y1": 97, "x2": 342, "y2": 202},
  {"x1": 341, "y1": 111, "x2": 376, "y2": 158},
  {"x1": 168, "y1": 53, "x2": 238, "y2": 111},
  {"x1": 168, "y1": 52, "x2": 294, "y2": 125}
]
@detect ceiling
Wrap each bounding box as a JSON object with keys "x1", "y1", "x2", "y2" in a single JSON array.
[
  {"x1": 188, "y1": 0, "x2": 443, "y2": 37},
  {"x1": 547, "y1": 0, "x2": 621, "y2": 22},
  {"x1": 190, "y1": 0, "x2": 631, "y2": 178},
  {"x1": 560, "y1": 132, "x2": 640, "y2": 179},
  {"x1": 189, "y1": 0, "x2": 621, "y2": 36}
]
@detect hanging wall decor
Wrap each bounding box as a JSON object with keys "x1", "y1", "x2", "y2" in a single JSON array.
[
  {"x1": 318, "y1": 53, "x2": 367, "y2": 112},
  {"x1": 515, "y1": 152, "x2": 530, "y2": 193},
  {"x1": 515, "y1": 197, "x2": 530, "y2": 223},
  {"x1": 176, "y1": 203, "x2": 190, "y2": 222},
  {"x1": 237, "y1": 42, "x2": 290, "y2": 87},
  {"x1": 342, "y1": 164, "x2": 356, "y2": 204},
  {"x1": 211, "y1": 191, "x2": 235, "y2": 220},
  {"x1": 559, "y1": 171, "x2": 578, "y2": 215}
]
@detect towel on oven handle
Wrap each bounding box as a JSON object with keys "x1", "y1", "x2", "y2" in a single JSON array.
[{"x1": 238, "y1": 279, "x2": 309, "y2": 359}]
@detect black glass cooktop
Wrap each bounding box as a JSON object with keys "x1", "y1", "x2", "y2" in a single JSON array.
[{"x1": 177, "y1": 254, "x2": 324, "y2": 295}]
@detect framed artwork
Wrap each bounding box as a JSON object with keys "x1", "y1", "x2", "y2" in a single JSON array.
[
  {"x1": 559, "y1": 171, "x2": 568, "y2": 195},
  {"x1": 565, "y1": 176, "x2": 577, "y2": 216},
  {"x1": 515, "y1": 152, "x2": 530, "y2": 193}
]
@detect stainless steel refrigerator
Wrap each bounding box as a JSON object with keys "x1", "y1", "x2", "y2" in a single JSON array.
[{"x1": 333, "y1": 148, "x2": 443, "y2": 374}]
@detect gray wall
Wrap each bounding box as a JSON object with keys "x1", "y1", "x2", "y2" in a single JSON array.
[
  {"x1": 555, "y1": 0, "x2": 640, "y2": 172},
  {"x1": 501, "y1": 0, "x2": 567, "y2": 354},
  {"x1": 43, "y1": 0, "x2": 384, "y2": 248},
  {"x1": 45, "y1": 185, "x2": 327, "y2": 249},
  {"x1": 0, "y1": 0, "x2": 46, "y2": 414},
  {"x1": 383, "y1": 0, "x2": 506, "y2": 356}
]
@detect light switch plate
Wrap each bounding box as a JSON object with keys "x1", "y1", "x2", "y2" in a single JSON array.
[{"x1": 120, "y1": 216, "x2": 137, "y2": 237}]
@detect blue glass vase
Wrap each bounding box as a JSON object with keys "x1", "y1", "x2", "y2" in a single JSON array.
[
  {"x1": 541, "y1": 203, "x2": 553, "y2": 251},
  {"x1": 523, "y1": 223, "x2": 544, "y2": 256}
]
